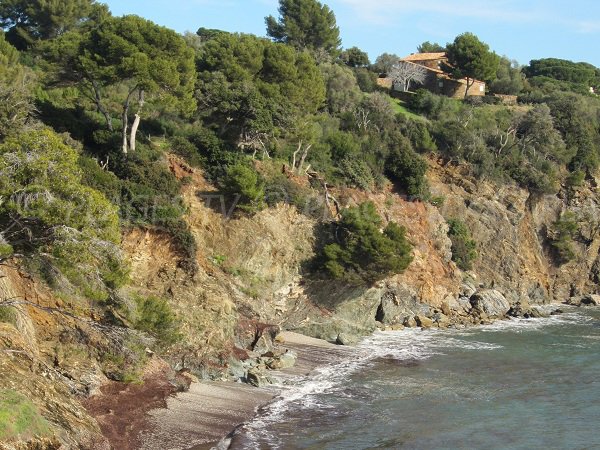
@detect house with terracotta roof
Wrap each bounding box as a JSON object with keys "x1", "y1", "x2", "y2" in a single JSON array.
[{"x1": 378, "y1": 52, "x2": 486, "y2": 99}]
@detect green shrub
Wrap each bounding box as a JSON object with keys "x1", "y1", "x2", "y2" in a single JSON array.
[
  {"x1": 98, "y1": 340, "x2": 148, "y2": 384},
  {"x1": 321, "y1": 202, "x2": 413, "y2": 285},
  {"x1": 566, "y1": 170, "x2": 586, "y2": 188},
  {"x1": 220, "y1": 162, "x2": 265, "y2": 213},
  {"x1": 171, "y1": 136, "x2": 203, "y2": 167},
  {"x1": 133, "y1": 296, "x2": 182, "y2": 348},
  {"x1": 548, "y1": 212, "x2": 579, "y2": 264},
  {"x1": 0, "y1": 390, "x2": 51, "y2": 440},
  {"x1": 447, "y1": 218, "x2": 477, "y2": 271},
  {"x1": 0, "y1": 243, "x2": 13, "y2": 260},
  {"x1": 338, "y1": 157, "x2": 375, "y2": 191},
  {"x1": 385, "y1": 139, "x2": 429, "y2": 200},
  {"x1": 0, "y1": 129, "x2": 121, "y2": 244}
]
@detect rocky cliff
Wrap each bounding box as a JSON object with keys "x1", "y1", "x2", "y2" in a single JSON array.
[{"x1": 2, "y1": 154, "x2": 599, "y2": 448}]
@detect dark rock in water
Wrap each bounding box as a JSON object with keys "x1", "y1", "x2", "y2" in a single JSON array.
[
  {"x1": 581, "y1": 294, "x2": 600, "y2": 306},
  {"x1": 507, "y1": 302, "x2": 549, "y2": 319},
  {"x1": 507, "y1": 302, "x2": 528, "y2": 318},
  {"x1": 374, "y1": 357, "x2": 421, "y2": 368},
  {"x1": 470, "y1": 290, "x2": 510, "y2": 318},
  {"x1": 567, "y1": 294, "x2": 600, "y2": 307},
  {"x1": 551, "y1": 309, "x2": 564, "y2": 315}
]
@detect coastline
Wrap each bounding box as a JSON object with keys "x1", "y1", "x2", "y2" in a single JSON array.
[
  {"x1": 94, "y1": 303, "x2": 588, "y2": 450},
  {"x1": 136, "y1": 332, "x2": 354, "y2": 450}
]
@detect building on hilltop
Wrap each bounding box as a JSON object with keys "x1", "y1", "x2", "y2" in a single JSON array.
[{"x1": 377, "y1": 52, "x2": 486, "y2": 99}]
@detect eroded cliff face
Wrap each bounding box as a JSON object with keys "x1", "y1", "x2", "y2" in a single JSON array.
[
  {"x1": 428, "y1": 159, "x2": 600, "y2": 303},
  {"x1": 124, "y1": 155, "x2": 600, "y2": 352},
  {"x1": 3, "y1": 154, "x2": 600, "y2": 448}
]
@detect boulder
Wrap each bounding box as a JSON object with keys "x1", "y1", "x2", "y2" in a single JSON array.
[
  {"x1": 267, "y1": 351, "x2": 297, "y2": 370},
  {"x1": 460, "y1": 282, "x2": 477, "y2": 298},
  {"x1": 252, "y1": 334, "x2": 274, "y2": 355},
  {"x1": 415, "y1": 315, "x2": 434, "y2": 328},
  {"x1": 581, "y1": 294, "x2": 600, "y2": 306},
  {"x1": 227, "y1": 358, "x2": 246, "y2": 381},
  {"x1": 336, "y1": 333, "x2": 359, "y2": 346},
  {"x1": 470, "y1": 290, "x2": 510, "y2": 318},
  {"x1": 507, "y1": 301, "x2": 539, "y2": 319},
  {"x1": 529, "y1": 307, "x2": 549, "y2": 318},
  {"x1": 375, "y1": 286, "x2": 420, "y2": 325},
  {"x1": 246, "y1": 369, "x2": 272, "y2": 387},
  {"x1": 453, "y1": 296, "x2": 473, "y2": 315},
  {"x1": 403, "y1": 316, "x2": 418, "y2": 328},
  {"x1": 432, "y1": 312, "x2": 450, "y2": 327}
]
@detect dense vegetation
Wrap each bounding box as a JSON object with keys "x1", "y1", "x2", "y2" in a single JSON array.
[
  {"x1": 0, "y1": 0, "x2": 599, "y2": 365},
  {"x1": 321, "y1": 202, "x2": 413, "y2": 284}
]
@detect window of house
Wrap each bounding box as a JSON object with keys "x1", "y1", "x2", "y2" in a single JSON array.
[
  {"x1": 438, "y1": 81, "x2": 444, "y2": 87},
  {"x1": 479, "y1": 85, "x2": 484, "y2": 92}
]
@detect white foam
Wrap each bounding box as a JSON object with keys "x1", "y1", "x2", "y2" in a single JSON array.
[{"x1": 233, "y1": 307, "x2": 593, "y2": 448}]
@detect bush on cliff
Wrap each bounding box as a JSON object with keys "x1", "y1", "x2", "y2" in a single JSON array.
[
  {"x1": 548, "y1": 211, "x2": 579, "y2": 264},
  {"x1": 447, "y1": 218, "x2": 478, "y2": 271},
  {"x1": 321, "y1": 202, "x2": 413, "y2": 285},
  {"x1": 0, "y1": 129, "x2": 128, "y2": 297},
  {"x1": 133, "y1": 295, "x2": 182, "y2": 348},
  {"x1": 220, "y1": 162, "x2": 266, "y2": 213}
]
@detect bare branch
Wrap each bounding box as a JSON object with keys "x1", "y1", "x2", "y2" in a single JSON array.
[{"x1": 390, "y1": 62, "x2": 428, "y2": 92}]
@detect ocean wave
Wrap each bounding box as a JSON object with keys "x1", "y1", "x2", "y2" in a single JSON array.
[{"x1": 231, "y1": 308, "x2": 594, "y2": 448}]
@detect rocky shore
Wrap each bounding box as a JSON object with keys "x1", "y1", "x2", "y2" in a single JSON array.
[
  {"x1": 126, "y1": 332, "x2": 353, "y2": 450},
  {"x1": 130, "y1": 297, "x2": 597, "y2": 450}
]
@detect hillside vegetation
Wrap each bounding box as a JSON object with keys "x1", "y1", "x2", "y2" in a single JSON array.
[{"x1": 1, "y1": 0, "x2": 600, "y2": 446}]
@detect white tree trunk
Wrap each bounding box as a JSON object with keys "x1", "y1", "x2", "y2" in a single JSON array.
[
  {"x1": 129, "y1": 90, "x2": 145, "y2": 153},
  {"x1": 121, "y1": 109, "x2": 129, "y2": 154}
]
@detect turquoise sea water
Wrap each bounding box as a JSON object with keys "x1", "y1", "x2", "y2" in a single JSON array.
[{"x1": 231, "y1": 307, "x2": 600, "y2": 449}]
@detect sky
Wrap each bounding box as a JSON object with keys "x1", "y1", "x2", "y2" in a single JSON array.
[{"x1": 102, "y1": 0, "x2": 600, "y2": 67}]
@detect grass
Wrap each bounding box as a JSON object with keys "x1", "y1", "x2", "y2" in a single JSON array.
[
  {"x1": 0, "y1": 306, "x2": 18, "y2": 326},
  {"x1": 389, "y1": 97, "x2": 428, "y2": 122},
  {"x1": 0, "y1": 390, "x2": 51, "y2": 440}
]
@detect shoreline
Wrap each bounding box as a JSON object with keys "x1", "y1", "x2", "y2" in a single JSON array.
[
  {"x1": 97, "y1": 303, "x2": 587, "y2": 450},
  {"x1": 136, "y1": 332, "x2": 354, "y2": 450}
]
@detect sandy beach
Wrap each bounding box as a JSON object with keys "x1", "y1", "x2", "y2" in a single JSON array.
[{"x1": 136, "y1": 332, "x2": 353, "y2": 449}]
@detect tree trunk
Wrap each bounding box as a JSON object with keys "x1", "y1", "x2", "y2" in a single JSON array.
[
  {"x1": 464, "y1": 77, "x2": 474, "y2": 99},
  {"x1": 92, "y1": 80, "x2": 113, "y2": 132},
  {"x1": 297, "y1": 144, "x2": 311, "y2": 175},
  {"x1": 121, "y1": 106, "x2": 129, "y2": 154},
  {"x1": 121, "y1": 86, "x2": 138, "y2": 154},
  {"x1": 129, "y1": 90, "x2": 145, "y2": 153}
]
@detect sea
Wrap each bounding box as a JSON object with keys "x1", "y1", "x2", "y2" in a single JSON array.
[{"x1": 228, "y1": 306, "x2": 600, "y2": 449}]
